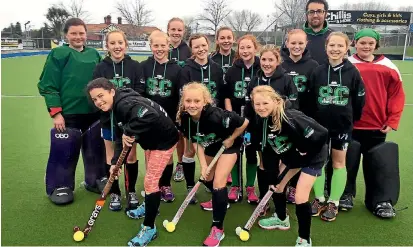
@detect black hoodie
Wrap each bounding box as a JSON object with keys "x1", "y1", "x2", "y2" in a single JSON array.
[
  {"x1": 308, "y1": 59, "x2": 365, "y2": 134},
  {"x1": 169, "y1": 41, "x2": 191, "y2": 67},
  {"x1": 245, "y1": 65, "x2": 299, "y2": 121},
  {"x1": 140, "y1": 56, "x2": 181, "y2": 121},
  {"x1": 225, "y1": 57, "x2": 260, "y2": 115},
  {"x1": 179, "y1": 104, "x2": 245, "y2": 148},
  {"x1": 112, "y1": 88, "x2": 179, "y2": 164},
  {"x1": 281, "y1": 48, "x2": 319, "y2": 115},
  {"x1": 93, "y1": 55, "x2": 145, "y2": 129},
  {"x1": 180, "y1": 58, "x2": 226, "y2": 108},
  {"x1": 210, "y1": 49, "x2": 236, "y2": 74},
  {"x1": 255, "y1": 101, "x2": 328, "y2": 167}
]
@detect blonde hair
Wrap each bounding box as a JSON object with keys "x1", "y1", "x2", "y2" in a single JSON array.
[
  {"x1": 326, "y1": 31, "x2": 351, "y2": 48},
  {"x1": 286, "y1": 29, "x2": 307, "y2": 42},
  {"x1": 105, "y1": 29, "x2": 128, "y2": 57},
  {"x1": 167, "y1": 17, "x2": 185, "y2": 31},
  {"x1": 234, "y1": 34, "x2": 261, "y2": 61},
  {"x1": 260, "y1": 44, "x2": 282, "y2": 63},
  {"x1": 251, "y1": 85, "x2": 289, "y2": 132},
  {"x1": 176, "y1": 82, "x2": 215, "y2": 124},
  {"x1": 149, "y1": 30, "x2": 170, "y2": 45},
  {"x1": 214, "y1": 26, "x2": 235, "y2": 54}
]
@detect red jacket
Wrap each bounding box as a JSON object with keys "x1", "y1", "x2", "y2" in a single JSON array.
[{"x1": 348, "y1": 54, "x2": 405, "y2": 130}]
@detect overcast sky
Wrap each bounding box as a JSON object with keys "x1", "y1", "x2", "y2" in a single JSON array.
[{"x1": 0, "y1": 0, "x2": 412, "y2": 31}]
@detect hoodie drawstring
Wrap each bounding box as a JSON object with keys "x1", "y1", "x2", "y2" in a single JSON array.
[
  {"x1": 151, "y1": 60, "x2": 168, "y2": 85},
  {"x1": 110, "y1": 61, "x2": 124, "y2": 142},
  {"x1": 187, "y1": 117, "x2": 200, "y2": 155},
  {"x1": 261, "y1": 118, "x2": 268, "y2": 152},
  {"x1": 328, "y1": 65, "x2": 343, "y2": 87},
  {"x1": 200, "y1": 65, "x2": 211, "y2": 87}
]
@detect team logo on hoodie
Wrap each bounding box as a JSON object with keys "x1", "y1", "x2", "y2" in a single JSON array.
[
  {"x1": 234, "y1": 77, "x2": 250, "y2": 98},
  {"x1": 146, "y1": 75, "x2": 172, "y2": 97},
  {"x1": 203, "y1": 78, "x2": 217, "y2": 98},
  {"x1": 318, "y1": 85, "x2": 350, "y2": 106},
  {"x1": 266, "y1": 134, "x2": 292, "y2": 154},
  {"x1": 193, "y1": 133, "x2": 220, "y2": 148},
  {"x1": 288, "y1": 71, "x2": 308, "y2": 93},
  {"x1": 110, "y1": 75, "x2": 131, "y2": 88}
]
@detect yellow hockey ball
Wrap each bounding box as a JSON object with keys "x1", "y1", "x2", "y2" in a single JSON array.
[
  {"x1": 239, "y1": 230, "x2": 250, "y2": 241},
  {"x1": 166, "y1": 222, "x2": 176, "y2": 232},
  {"x1": 73, "y1": 230, "x2": 85, "y2": 242}
]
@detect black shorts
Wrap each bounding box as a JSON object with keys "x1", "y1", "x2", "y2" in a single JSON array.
[
  {"x1": 204, "y1": 138, "x2": 242, "y2": 157},
  {"x1": 329, "y1": 131, "x2": 352, "y2": 151}
]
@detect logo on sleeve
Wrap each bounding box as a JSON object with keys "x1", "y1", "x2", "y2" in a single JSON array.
[{"x1": 137, "y1": 107, "x2": 148, "y2": 117}]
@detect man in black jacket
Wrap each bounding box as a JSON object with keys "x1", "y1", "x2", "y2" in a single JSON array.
[{"x1": 303, "y1": 0, "x2": 332, "y2": 65}]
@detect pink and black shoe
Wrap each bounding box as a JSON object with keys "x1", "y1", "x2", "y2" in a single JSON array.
[{"x1": 203, "y1": 226, "x2": 225, "y2": 246}]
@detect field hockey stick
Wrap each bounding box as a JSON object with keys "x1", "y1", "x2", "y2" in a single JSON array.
[
  {"x1": 162, "y1": 145, "x2": 226, "y2": 232},
  {"x1": 238, "y1": 105, "x2": 245, "y2": 201},
  {"x1": 72, "y1": 146, "x2": 131, "y2": 241},
  {"x1": 235, "y1": 167, "x2": 290, "y2": 241}
]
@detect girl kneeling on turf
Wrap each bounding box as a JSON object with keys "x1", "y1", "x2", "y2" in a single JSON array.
[
  {"x1": 252, "y1": 85, "x2": 328, "y2": 247},
  {"x1": 87, "y1": 78, "x2": 179, "y2": 247},
  {"x1": 177, "y1": 82, "x2": 249, "y2": 246}
]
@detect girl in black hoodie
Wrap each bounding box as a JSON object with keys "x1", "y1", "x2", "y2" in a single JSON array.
[
  {"x1": 92, "y1": 30, "x2": 144, "y2": 212},
  {"x1": 87, "y1": 78, "x2": 178, "y2": 247},
  {"x1": 245, "y1": 44, "x2": 298, "y2": 215},
  {"x1": 177, "y1": 82, "x2": 249, "y2": 247},
  {"x1": 224, "y1": 34, "x2": 261, "y2": 206},
  {"x1": 281, "y1": 29, "x2": 319, "y2": 204},
  {"x1": 251, "y1": 85, "x2": 328, "y2": 247},
  {"x1": 167, "y1": 17, "x2": 191, "y2": 67},
  {"x1": 179, "y1": 34, "x2": 226, "y2": 204},
  {"x1": 140, "y1": 30, "x2": 182, "y2": 203},
  {"x1": 308, "y1": 32, "x2": 365, "y2": 222},
  {"x1": 210, "y1": 26, "x2": 236, "y2": 74},
  {"x1": 166, "y1": 18, "x2": 191, "y2": 184}
]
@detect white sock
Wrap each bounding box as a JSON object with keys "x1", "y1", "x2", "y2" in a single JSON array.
[
  {"x1": 316, "y1": 196, "x2": 325, "y2": 203},
  {"x1": 328, "y1": 200, "x2": 339, "y2": 206}
]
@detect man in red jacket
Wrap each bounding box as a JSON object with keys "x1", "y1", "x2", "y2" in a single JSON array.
[{"x1": 341, "y1": 28, "x2": 405, "y2": 218}]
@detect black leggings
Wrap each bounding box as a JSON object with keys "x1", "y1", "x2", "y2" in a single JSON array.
[{"x1": 344, "y1": 129, "x2": 386, "y2": 197}]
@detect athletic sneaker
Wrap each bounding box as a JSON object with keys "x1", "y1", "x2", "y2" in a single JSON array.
[
  {"x1": 259, "y1": 202, "x2": 270, "y2": 217},
  {"x1": 173, "y1": 163, "x2": 184, "y2": 182},
  {"x1": 127, "y1": 224, "x2": 157, "y2": 247},
  {"x1": 286, "y1": 186, "x2": 296, "y2": 204},
  {"x1": 127, "y1": 192, "x2": 139, "y2": 210},
  {"x1": 187, "y1": 186, "x2": 198, "y2": 204},
  {"x1": 109, "y1": 193, "x2": 122, "y2": 211},
  {"x1": 374, "y1": 201, "x2": 396, "y2": 218},
  {"x1": 200, "y1": 200, "x2": 231, "y2": 211},
  {"x1": 228, "y1": 186, "x2": 241, "y2": 202},
  {"x1": 226, "y1": 174, "x2": 232, "y2": 185},
  {"x1": 321, "y1": 202, "x2": 338, "y2": 222},
  {"x1": 295, "y1": 237, "x2": 312, "y2": 246},
  {"x1": 246, "y1": 186, "x2": 259, "y2": 204},
  {"x1": 126, "y1": 202, "x2": 146, "y2": 219},
  {"x1": 339, "y1": 193, "x2": 354, "y2": 211},
  {"x1": 203, "y1": 226, "x2": 225, "y2": 246},
  {"x1": 160, "y1": 186, "x2": 175, "y2": 202},
  {"x1": 258, "y1": 213, "x2": 290, "y2": 230},
  {"x1": 310, "y1": 199, "x2": 325, "y2": 217}
]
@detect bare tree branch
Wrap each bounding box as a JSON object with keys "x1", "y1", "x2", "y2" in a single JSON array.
[
  {"x1": 57, "y1": 0, "x2": 90, "y2": 22},
  {"x1": 225, "y1": 10, "x2": 245, "y2": 35},
  {"x1": 115, "y1": 0, "x2": 154, "y2": 27},
  {"x1": 274, "y1": 0, "x2": 307, "y2": 28},
  {"x1": 398, "y1": 5, "x2": 413, "y2": 12},
  {"x1": 198, "y1": 0, "x2": 232, "y2": 34},
  {"x1": 244, "y1": 10, "x2": 262, "y2": 32}
]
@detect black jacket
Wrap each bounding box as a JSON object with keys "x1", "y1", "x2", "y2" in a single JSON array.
[
  {"x1": 308, "y1": 59, "x2": 365, "y2": 134},
  {"x1": 303, "y1": 21, "x2": 332, "y2": 65},
  {"x1": 210, "y1": 49, "x2": 236, "y2": 74},
  {"x1": 93, "y1": 55, "x2": 145, "y2": 129},
  {"x1": 169, "y1": 41, "x2": 191, "y2": 67},
  {"x1": 225, "y1": 57, "x2": 260, "y2": 115},
  {"x1": 245, "y1": 65, "x2": 299, "y2": 122},
  {"x1": 179, "y1": 104, "x2": 245, "y2": 148},
  {"x1": 281, "y1": 48, "x2": 319, "y2": 115},
  {"x1": 140, "y1": 56, "x2": 181, "y2": 120},
  {"x1": 255, "y1": 101, "x2": 328, "y2": 167},
  {"x1": 180, "y1": 58, "x2": 226, "y2": 108},
  {"x1": 112, "y1": 88, "x2": 179, "y2": 164}
]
